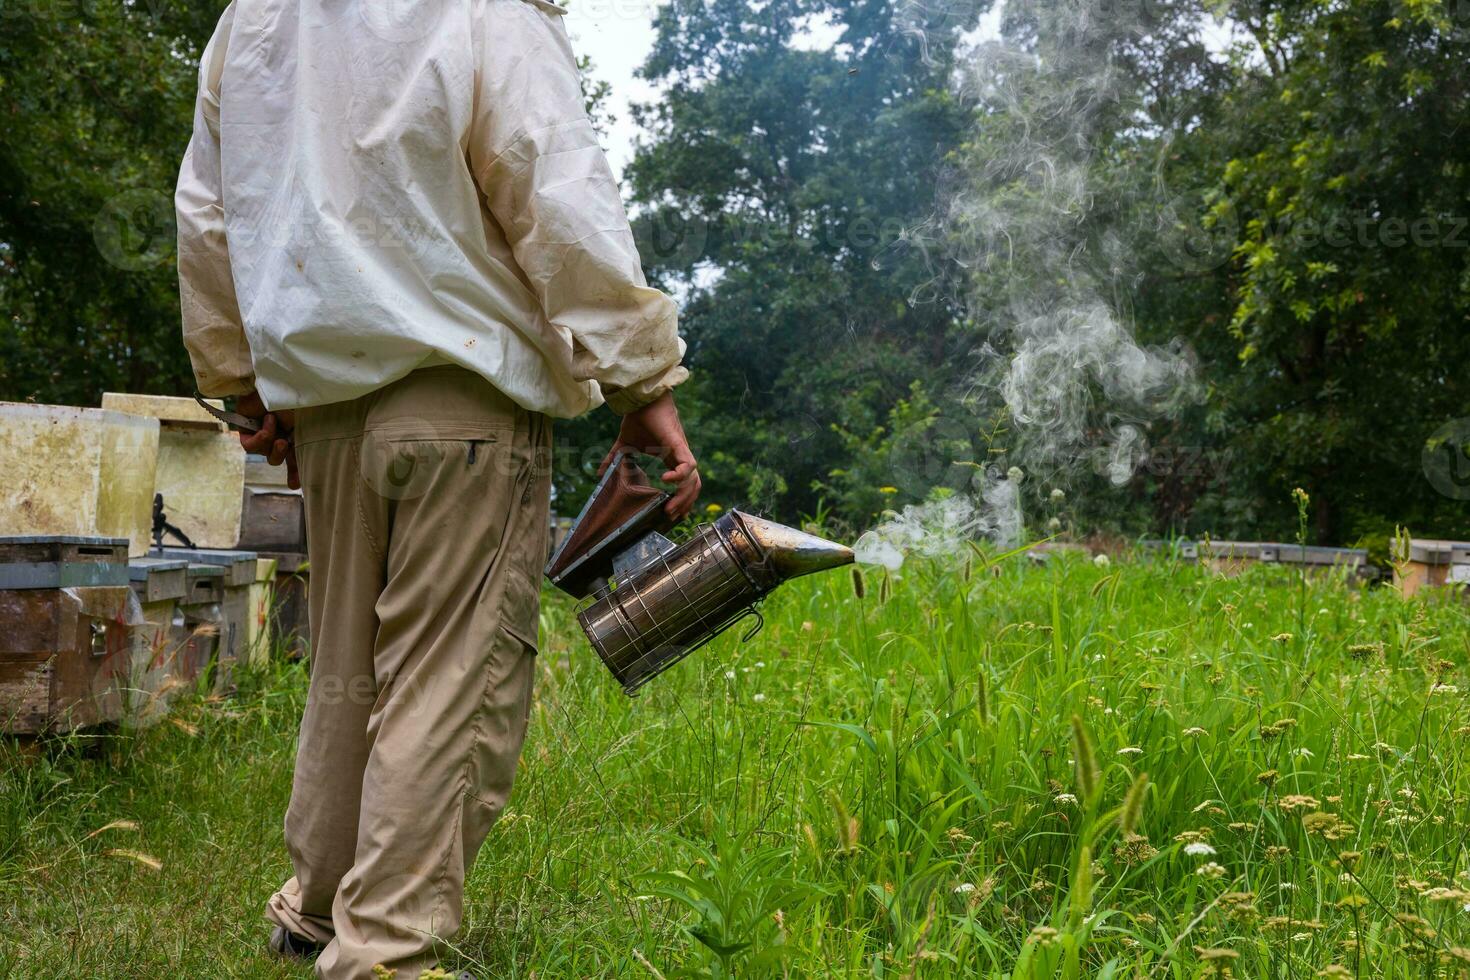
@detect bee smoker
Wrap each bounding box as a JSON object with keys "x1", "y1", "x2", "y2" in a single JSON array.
[{"x1": 545, "y1": 453, "x2": 854, "y2": 694}]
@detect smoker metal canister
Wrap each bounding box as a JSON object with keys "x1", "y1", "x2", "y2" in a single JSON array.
[
  {"x1": 578, "y1": 510, "x2": 855, "y2": 695},
  {"x1": 578, "y1": 511, "x2": 770, "y2": 695}
]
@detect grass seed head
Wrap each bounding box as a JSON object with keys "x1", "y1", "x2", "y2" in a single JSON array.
[
  {"x1": 1120, "y1": 771, "x2": 1149, "y2": 835},
  {"x1": 1071, "y1": 714, "x2": 1100, "y2": 802}
]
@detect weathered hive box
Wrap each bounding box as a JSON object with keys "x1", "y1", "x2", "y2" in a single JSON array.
[
  {"x1": 126, "y1": 556, "x2": 190, "y2": 724},
  {"x1": 0, "y1": 536, "x2": 141, "y2": 734},
  {"x1": 247, "y1": 556, "x2": 280, "y2": 666},
  {"x1": 1393, "y1": 539, "x2": 1470, "y2": 598},
  {"x1": 1271, "y1": 544, "x2": 1372, "y2": 580},
  {"x1": 171, "y1": 562, "x2": 229, "y2": 690},
  {"x1": 155, "y1": 547, "x2": 260, "y2": 684},
  {"x1": 261, "y1": 550, "x2": 310, "y2": 658},
  {"x1": 1137, "y1": 539, "x2": 1197, "y2": 561},
  {"x1": 0, "y1": 403, "x2": 160, "y2": 557},
  {"x1": 1196, "y1": 540, "x2": 1271, "y2": 576},
  {"x1": 239, "y1": 453, "x2": 306, "y2": 552},
  {"x1": 101, "y1": 393, "x2": 245, "y2": 549}
]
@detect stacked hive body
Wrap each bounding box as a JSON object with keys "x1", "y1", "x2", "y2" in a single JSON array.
[
  {"x1": 0, "y1": 403, "x2": 160, "y2": 556},
  {"x1": 0, "y1": 394, "x2": 298, "y2": 734},
  {"x1": 1393, "y1": 539, "x2": 1470, "y2": 598},
  {"x1": 101, "y1": 393, "x2": 245, "y2": 549},
  {"x1": 239, "y1": 453, "x2": 310, "y2": 657},
  {"x1": 126, "y1": 556, "x2": 190, "y2": 725},
  {"x1": 154, "y1": 548, "x2": 258, "y2": 683},
  {"x1": 0, "y1": 536, "x2": 140, "y2": 733},
  {"x1": 1193, "y1": 541, "x2": 1370, "y2": 580}
]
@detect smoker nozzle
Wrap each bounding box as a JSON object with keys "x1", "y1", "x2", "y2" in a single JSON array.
[{"x1": 735, "y1": 513, "x2": 855, "y2": 581}]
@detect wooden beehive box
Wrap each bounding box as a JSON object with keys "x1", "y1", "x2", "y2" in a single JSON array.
[
  {"x1": 0, "y1": 403, "x2": 160, "y2": 556},
  {"x1": 126, "y1": 556, "x2": 190, "y2": 724},
  {"x1": 1393, "y1": 539, "x2": 1470, "y2": 598},
  {"x1": 172, "y1": 562, "x2": 228, "y2": 690},
  {"x1": 1272, "y1": 544, "x2": 1373, "y2": 581},
  {"x1": 157, "y1": 548, "x2": 260, "y2": 689},
  {"x1": 1196, "y1": 540, "x2": 1271, "y2": 576},
  {"x1": 0, "y1": 536, "x2": 139, "y2": 734},
  {"x1": 246, "y1": 556, "x2": 279, "y2": 666},
  {"x1": 101, "y1": 393, "x2": 246, "y2": 549},
  {"x1": 259, "y1": 550, "x2": 310, "y2": 658},
  {"x1": 238, "y1": 453, "x2": 306, "y2": 552}
]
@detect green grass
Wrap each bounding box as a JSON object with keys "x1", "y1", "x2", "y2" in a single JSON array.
[{"x1": 3, "y1": 551, "x2": 1469, "y2": 978}]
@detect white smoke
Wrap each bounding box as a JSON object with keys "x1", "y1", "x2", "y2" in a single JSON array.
[{"x1": 857, "y1": 0, "x2": 1202, "y2": 569}]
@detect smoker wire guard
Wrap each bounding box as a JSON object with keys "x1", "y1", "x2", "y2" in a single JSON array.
[{"x1": 575, "y1": 510, "x2": 772, "y2": 696}]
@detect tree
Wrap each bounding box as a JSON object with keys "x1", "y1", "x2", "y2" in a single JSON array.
[
  {"x1": 1173, "y1": 0, "x2": 1470, "y2": 543},
  {"x1": 0, "y1": 0, "x2": 224, "y2": 405},
  {"x1": 622, "y1": 0, "x2": 987, "y2": 527}
]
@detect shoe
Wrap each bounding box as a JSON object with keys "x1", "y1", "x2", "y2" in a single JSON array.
[{"x1": 268, "y1": 924, "x2": 327, "y2": 959}]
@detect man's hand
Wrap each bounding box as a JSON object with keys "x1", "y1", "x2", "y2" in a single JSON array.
[
  {"x1": 235, "y1": 391, "x2": 300, "y2": 490},
  {"x1": 598, "y1": 391, "x2": 700, "y2": 520}
]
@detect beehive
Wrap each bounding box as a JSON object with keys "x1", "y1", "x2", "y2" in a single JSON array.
[
  {"x1": 1196, "y1": 540, "x2": 1272, "y2": 576},
  {"x1": 0, "y1": 403, "x2": 160, "y2": 556},
  {"x1": 126, "y1": 555, "x2": 190, "y2": 724},
  {"x1": 1393, "y1": 539, "x2": 1470, "y2": 598},
  {"x1": 101, "y1": 393, "x2": 246, "y2": 549},
  {"x1": 0, "y1": 536, "x2": 140, "y2": 734},
  {"x1": 156, "y1": 549, "x2": 260, "y2": 687},
  {"x1": 1272, "y1": 544, "x2": 1373, "y2": 581}
]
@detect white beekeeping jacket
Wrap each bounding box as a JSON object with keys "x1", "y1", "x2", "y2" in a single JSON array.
[{"x1": 176, "y1": 0, "x2": 688, "y2": 416}]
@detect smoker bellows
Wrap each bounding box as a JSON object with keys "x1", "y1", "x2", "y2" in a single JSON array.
[{"x1": 546, "y1": 453, "x2": 853, "y2": 694}]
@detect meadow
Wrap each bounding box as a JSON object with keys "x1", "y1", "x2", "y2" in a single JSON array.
[{"x1": 3, "y1": 547, "x2": 1469, "y2": 978}]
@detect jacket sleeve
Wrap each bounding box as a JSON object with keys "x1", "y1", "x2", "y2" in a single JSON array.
[
  {"x1": 175, "y1": 5, "x2": 255, "y2": 398},
  {"x1": 467, "y1": 0, "x2": 688, "y2": 415}
]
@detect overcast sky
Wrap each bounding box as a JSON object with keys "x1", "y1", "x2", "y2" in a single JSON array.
[
  {"x1": 563, "y1": 0, "x2": 667, "y2": 180},
  {"x1": 564, "y1": 1, "x2": 1237, "y2": 181}
]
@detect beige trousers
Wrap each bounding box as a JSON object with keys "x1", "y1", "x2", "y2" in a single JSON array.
[{"x1": 264, "y1": 366, "x2": 551, "y2": 979}]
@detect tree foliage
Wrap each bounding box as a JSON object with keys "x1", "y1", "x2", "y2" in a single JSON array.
[{"x1": 2, "y1": 0, "x2": 1466, "y2": 544}]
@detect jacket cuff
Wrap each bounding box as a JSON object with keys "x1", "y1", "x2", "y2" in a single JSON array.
[
  {"x1": 603, "y1": 364, "x2": 690, "y2": 415},
  {"x1": 193, "y1": 371, "x2": 257, "y2": 399}
]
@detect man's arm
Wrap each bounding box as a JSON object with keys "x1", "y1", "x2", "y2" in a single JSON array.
[
  {"x1": 468, "y1": 0, "x2": 698, "y2": 515},
  {"x1": 466, "y1": 0, "x2": 689, "y2": 416},
  {"x1": 176, "y1": 4, "x2": 254, "y2": 399}
]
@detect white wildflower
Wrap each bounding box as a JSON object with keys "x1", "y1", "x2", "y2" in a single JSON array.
[
  {"x1": 1117, "y1": 747, "x2": 1142, "y2": 756},
  {"x1": 1093, "y1": 553, "x2": 1111, "y2": 568},
  {"x1": 1183, "y1": 727, "x2": 1208, "y2": 737},
  {"x1": 1292, "y1": 748, "x2": 1314, "y2": 760},
  {"x1": 1184, "y1": 842, "x2": 1217, "y2": 857},
  {"x1": 1007, "y1": 466, "x2": 1025, "y2": 484},
  {"x1": 1054, "y1": 793, "x2": 1078, "y2": 806},
  {"x1": 1196, "y1": 862, "x2": 1227, "y2": 878},
  {"x1": 752, "y1": 693, "x2": 766, "y2": 703},
  {"x1": 723, "y1": 670, "x2": 736, "y2": 681},
  {"x1": 953, "y1": 882, "x2": 977, "y2": 895},
  {"x1": 1050, "y1": 488, "x2": 1066, "y2": 504}
]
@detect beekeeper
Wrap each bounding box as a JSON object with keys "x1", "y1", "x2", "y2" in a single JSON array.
[{"x1": 174, "y1": 0, "x2": 700, "y2": 973}]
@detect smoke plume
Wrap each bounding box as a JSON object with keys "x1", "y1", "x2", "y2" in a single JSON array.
[{"x1": 855, "y1": 0, "x2": 1202, "y2": 570}]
